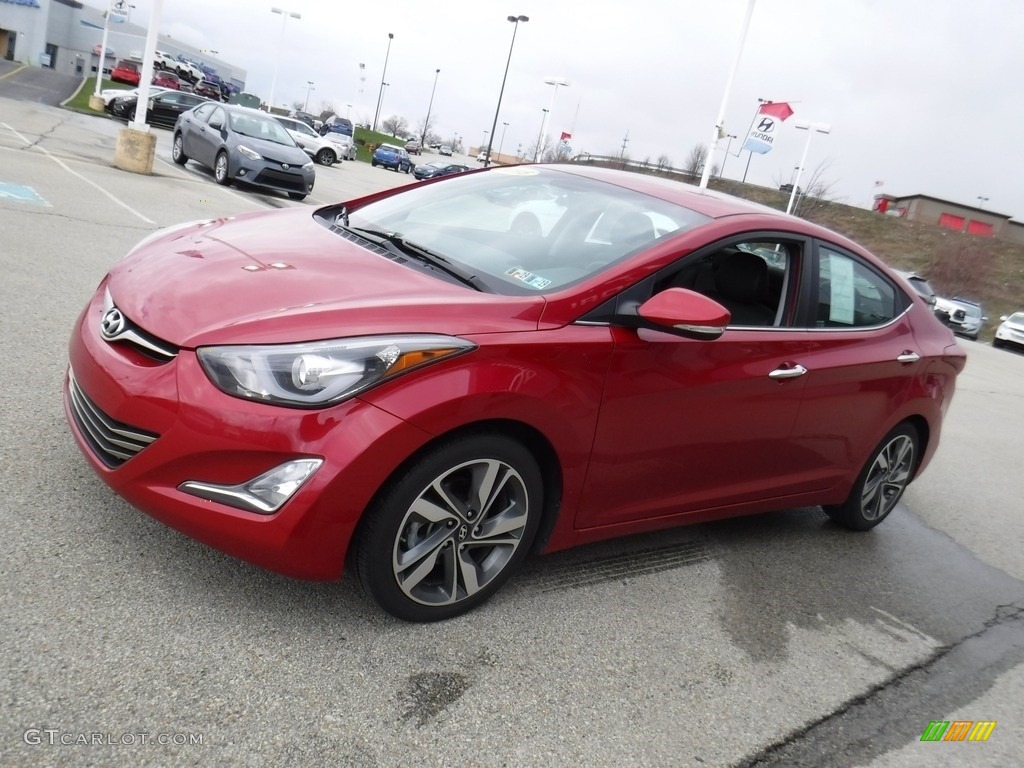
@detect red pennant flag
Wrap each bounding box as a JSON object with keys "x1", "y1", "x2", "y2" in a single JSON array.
[{"x1": 758, "y1": 102, "x2": 794, "y2": 121}]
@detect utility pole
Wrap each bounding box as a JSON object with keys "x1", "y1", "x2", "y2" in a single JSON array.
[{"x1": 619, "y1": 130, "x2": 630, "y2": 160}]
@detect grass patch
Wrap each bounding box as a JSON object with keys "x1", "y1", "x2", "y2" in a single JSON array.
[
  {"x1": 354, "y1": 127, "x2": 410, "y2": 163},
  {"x1": 64, "y1": 77, "x2": 130, "y2": 114}
]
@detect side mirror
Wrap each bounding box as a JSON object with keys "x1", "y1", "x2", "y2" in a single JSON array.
[{"x1": 636, "y1": 288, "x2": 730, "y2": 340}]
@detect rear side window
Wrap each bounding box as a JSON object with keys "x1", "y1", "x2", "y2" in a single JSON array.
[{"x1": 814, "y1": 245, "x2": 900, "y2": 328}]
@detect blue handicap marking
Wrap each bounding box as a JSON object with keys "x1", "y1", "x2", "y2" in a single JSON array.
[{"x1": 0, "y1": 182, "x2": 51, "y2": 207}]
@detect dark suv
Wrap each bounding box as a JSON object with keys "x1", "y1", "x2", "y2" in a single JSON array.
[{"x1": 193, "y1": 80, "x2": 225, "y2": 102}]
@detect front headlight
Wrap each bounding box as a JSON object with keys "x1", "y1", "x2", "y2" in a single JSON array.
[
  {"x1": 302, "y1": 161, "x2": 314, "y2": 170},
  {"x1": 197, "y1": 334, "x2": 476, "y2": 408},
  {"x1": 237, "y1": 144, "x2": 262, "y2": 161}
]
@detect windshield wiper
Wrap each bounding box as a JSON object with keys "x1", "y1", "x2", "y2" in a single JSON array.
[{"x1": 345, "y1": 226, "x2": 487, "y2": 292}]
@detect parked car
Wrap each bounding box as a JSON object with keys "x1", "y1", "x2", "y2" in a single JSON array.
[
  {"x1": 992, "y1": 311, "x2": 1024, "y2": 350},
  {"x1": 405, "y1": 139, "x2": 422, "y2": 155},
  {"x1": 894, "y1": 271, "x2": 937, "y2": 308},
  {"x1": 175, "y1": 60, "x2": 203, "y2": 85},
  {"x1": 193, "y1": 80, "x2": 225, "y2": 102},
  {"x1": 101, "y1": 85, "x2": 169, "y2": 110},
  {"x1": 227, "y1": 92, "x2": 261, "y2": 109},
  {"x1": 63, "y1": 165, "x2": 965, "y2": 622},
  {"x1": 154, "y1": 50, "x2": 175, "y2": 71},
  {"x1": 273, "y1": 115, "x2": 340, "y2": 165},
  {"x1": 439, "y1": 144, "x2": 453, "y2": 156},
  {"x1": 476, "y1": 151, "x2": 489, "y2": 163},
  {"x1": 110, "y1": 91, "x2": 209, "y2": 128},
  {"x1": 172, "y1": 102, "x2": 315, "y2": 200},
  {"x1": 318, "y1": 118, "x2": 357, "y2": 160},
  {"x1": 412, "y1": 161, "x2": 470, "y2": 180},
  {"x1": 372, "y1": 143, "x2": 413, "y2": 173},
  {"x1": 110, "y1": 59, "x2": 141, "y2": 86},
  {"x1": 151, "y1": 70, "x2": 181, "y2": 90},
  {"x1": 934, "y1": 296, "x2": 985, "y2": 340},
  {"x1": 289, "y1": 111, "x2": 318, "y2": 129}
]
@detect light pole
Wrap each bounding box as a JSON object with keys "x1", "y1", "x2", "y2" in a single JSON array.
[
  {"x1": 718, "y1": 133, "x2": 737, "y2": 178},
  {"x1": 977, "y1": 196, "x2": 990, "y2": 209},
  {"x1": 421, "y1": 67, "x2": 440, "y2": 145},
  {"x1": 535, "y1": 77, "x2": 569, "y2": 162},
  {"x1": 699, "y1": 0, "x2": 757, "y2": 190},
  {"x1": 303, "y1": 80, "x2": 314, "y2": 112},
  {"x1": 498, "y1": 121, "x2": 509, "y2": 162},
  {"x1": 534, "y1": 108, "x2": 548, "y2": 162},
  {"x1": 481, "y1": 129, "x2": 489, "y2": 153},
  {"x1": 269, "y1": 7, "x2": 301, "y2": 112},
  {"x1": 373, "y1": 32, "x2": 394, "y2": 133},
  {"x1": 786, "y1": 120, "x2": 831, "y2": 215},
  {"x1": 378, "y1": 83, "x2": 389, "y2": 131},
  {"x1": 483, "y1": 14, "x2": 529, "y2": 168}
]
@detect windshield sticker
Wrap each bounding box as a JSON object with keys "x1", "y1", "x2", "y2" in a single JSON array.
[
  {"x1": 493, "y1": 166, "x2": 540, "y2": 176},
  {"x1": 827, "y1": 254, "x2": 856, "y2": 325},
  {"x1": 505, "y1": 267, "x2": 552, "y2": 290}
]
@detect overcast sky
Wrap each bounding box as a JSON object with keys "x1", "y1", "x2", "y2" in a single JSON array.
[{"x1": 107, "y1": 0, "x2": 1024, "y2": 219}]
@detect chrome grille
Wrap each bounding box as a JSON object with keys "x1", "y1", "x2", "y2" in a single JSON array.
[
  {"x1": 100, "y1": 290, "x2": 178, "y2": 362},
  {"x1": 67, "y1": 369, "x2": 159, "y2": 468}
]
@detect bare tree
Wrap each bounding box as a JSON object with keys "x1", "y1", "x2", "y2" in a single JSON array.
[
  {"x1": 317, "y1": 101, "x2": 336, "y2": 118},
  {"x1": 928, "y1": 242, "x2": 993, "y2": 298},
  {"x1": 656, "y1": 154, "x2": 672, "y2": 172},
  {"x1": 290, "y1": 99, "x2": 304, "y2": 112},
  {"x1": 791, "y1": 159, "x2": 840, "y2": 216},
  {"x1": 683, "y1": 143, "x2": 708, "y2": 178},
  {"x1": 381, "y1": 115, "x2": 408, "y2": 138},
  {"x1": 416, "y1": 112, "x2": 439, "y2": 146}
]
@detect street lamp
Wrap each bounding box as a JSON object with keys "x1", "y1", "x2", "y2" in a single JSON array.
[
  {"x1": 718, "y1": 133, "x2": 737, "y2": 178},
  {"x1": 483, "y1": 14, "x2": 529, "y2": 168},
  {"x1": 378, "y1": 83, "x2": 390, "y2": 130},
  {"x1": 269, "y1": 7, "x2": 301, "y2": 112},
  {"x1": 421, "y1": 68, "x2": 440, "y2": 145},
  {"x1": 534, "y1": 108, "x2": 548, "y2": 163},
  {"x1": 303, "y1": 80, "x2": 314, "y2": 112},
  {"x1": 977, "y1": 195, "x2": 990, "y2": 209},
  {"x1": 373, "y1": 32, "x2": 394, "y2": 133},
  {"x1": 786, "y1": 120, "x2": 831, "y2": 215},
  {"x1": 498, "y1": 121, "x2": 509, "y2": 162},
  {"x1": 535, "y1": 77, "x2": 569, "y2": 162},
  {"x1": 481, "y1": 129, "x2": 489, "y2": 151}
]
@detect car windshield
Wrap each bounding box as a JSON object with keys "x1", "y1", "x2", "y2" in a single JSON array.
[
  {"x1": 228, "y1": 112, "x2": 295, "y2": 146},
  {"x1": 336, "y1": 167, "x2": 709, "y2": 294},
  {"x1": 1008, "y1": 313, "x2": 1024, "y2": 324}
]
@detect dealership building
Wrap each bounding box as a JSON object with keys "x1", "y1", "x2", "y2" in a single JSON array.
[{"x1": 1, "y1": 0, "x2": 245, "y2": 89}]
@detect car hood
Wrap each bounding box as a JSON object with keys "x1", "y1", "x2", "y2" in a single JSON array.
[{"x1": 106, "y1": 208, "x2": 547, "y2": 348}]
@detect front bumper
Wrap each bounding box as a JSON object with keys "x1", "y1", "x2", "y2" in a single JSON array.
[
  {"x1": 63, "y1": 291, "x2": 433, "y2": 580},
  {"x1": 230, "y1": 154, "x2": 315, "y2": 197}
]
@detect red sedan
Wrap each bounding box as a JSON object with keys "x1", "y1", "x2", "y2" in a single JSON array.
[
  {"x1": 64, "y1": 166, "x2": 966, "y2": 621},
  {"x1": 109, "y1": 59, "x2": 140, "y2": 86},
  {"x1": 152, "y1": 70, "x2": 181, "y2": 90}
]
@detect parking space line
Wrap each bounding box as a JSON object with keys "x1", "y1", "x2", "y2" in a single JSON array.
[
  {"x1": 1, "y1": 121, "x2": 155, "y2": 224},
  {"x1": 0, "y1": 65, "x2": 27, "y2": 81},
  {"x1": 154, "y1": 155, "x2": 272, "y2": 210}
]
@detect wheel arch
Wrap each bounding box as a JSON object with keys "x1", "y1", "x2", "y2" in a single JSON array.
[{"x1": 345, "y1": 417, "x2": 565, "y2": 569}]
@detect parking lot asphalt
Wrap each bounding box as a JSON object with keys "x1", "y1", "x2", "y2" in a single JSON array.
[{"x1": 1, "y1": 95, "x2": 1023, "y2": 767}]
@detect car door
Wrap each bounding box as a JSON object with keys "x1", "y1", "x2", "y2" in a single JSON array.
[
  {"x1": 193, "y1": 106, "x2": 226, "y2": 168},
  {"x1": 180, "y1": 102, "x2": 217, "y2": 164},
  {"x1": 575, "y1": 234, "x2": 817, "y2": 529},
  {"x1": 780, "y1": 240, "x2": 918, "y2": 490}
]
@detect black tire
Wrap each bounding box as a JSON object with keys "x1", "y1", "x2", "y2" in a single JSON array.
[
  {"x1": 315, "y1": 148, "x2": 336, "y2": 165},
  {"x1": 171, "y1": 133, "x2": 188, "y2": 165},
  {"x1": 288, "y1": 192, "x2": 307, "y2": 201},
  {"x1": 371, "y1": 159, "x2": 378, "y2": 167},
  {"x1": 213, "y1": 151, "x2": 230, "y2": 186},
  {"x1": 992, "y1": 338, "x2": 1004, "y2": 349},
  {"x1": 354, "y1": 433, "x2": 543, "y2": 622},
  {"x1": 824, "y1": 423, "x2": 919, "y2": 531}
]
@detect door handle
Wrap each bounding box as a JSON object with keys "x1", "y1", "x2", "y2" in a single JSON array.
[
  {"x1": 768, "y1": 364, "x2": 808, "y2": 380},
  {"x1": 896, "y1": 351, "x2": 921, "y2": 364}
]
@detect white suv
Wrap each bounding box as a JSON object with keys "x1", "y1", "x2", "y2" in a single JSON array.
[{"x1": 273, "y1": 116, "x2": 340, "y2": 165}]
